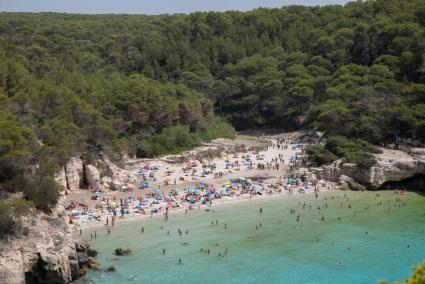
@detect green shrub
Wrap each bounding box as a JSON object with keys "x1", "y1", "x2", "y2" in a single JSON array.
[
  {"x1": 24, "y1": 178, "x2": 61, "y2": 213},
  {"x1": 198, "y1": 122, "x2": 236, "y2": 141},
  {"x1": 0, "y1": 198, "x2": 32, "y2": 237},
  {"x1": 305, "y1": 144, "x2": 337, "y2": 166},
  {"x1": 325, "y1": 136, "x2": 379, "y2": 169},
  {"x1": 23, "y1": 161, "x2": 61, "y2": 213},
  {"x1": 402, "y1": 260, "x2": 425, "y2": 284},
  {"x1": 144, "y1": 126, "x2": 202, "y2": 157},
  {"x1": 134, "y1": 122, "x2": 235, "y2": 158}
]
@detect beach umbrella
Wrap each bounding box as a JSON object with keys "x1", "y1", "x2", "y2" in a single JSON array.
[
  {"x1": 80, "y1": 197, "x2": 89, "y2": 201},
  {"x1": 239, "y1": 177, "x2": 246, "y2": 181},
  {"x1": 155, "y1": 188, "x2": 161, "y2": 193}
]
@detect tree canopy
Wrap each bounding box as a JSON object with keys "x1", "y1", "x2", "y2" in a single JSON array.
[{"x1": 0, "y1": 0, "x2": 424, "y2": 219}]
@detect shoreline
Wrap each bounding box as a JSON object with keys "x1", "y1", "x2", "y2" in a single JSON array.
[
  {"x1": 69, "y1": 133, "x2": 339, "y2": 236},
  {"x1": 74, "y1": 186, "x2": 337, "y2": 234}
]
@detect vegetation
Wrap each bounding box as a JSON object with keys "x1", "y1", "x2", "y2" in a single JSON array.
[
  {"x1": 402, "y1": 261, "x2": 425, "y2": 284},
  {"x1": 379, "y1": 260, "x2": 425, "y2": 284},
  {"x1": 307, "y1": 136, "x2": 382, "y2": 168},
  {"x1": 0, "y1": 0, "x2": 424, "y2": 228},
  {"x1": 0, "y1": 198, "x2": 32, "y2": 237},
  {"x1": 305, "y1": 144, "x2": 337, "y2": 166}
]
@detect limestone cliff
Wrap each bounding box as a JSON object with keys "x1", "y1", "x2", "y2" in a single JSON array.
[
  {"x1": 0, "y1": 196, "x2": 97, "y2": 284},
  {"x1": 55, "y1": 156, "x2": 135, "y2": 192},
  {"x1": 320, "y1": 147, "x2": 425, "y2": 189}
]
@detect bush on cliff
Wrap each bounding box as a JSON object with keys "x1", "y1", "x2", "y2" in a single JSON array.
[
  {"x1": 305, "y1": 144, "x2": 337, "y2": 166},
  {"x1": 325, "y1": 136, "x2": 380, "y2": 169},
  {"x1": 23, "y1": 162, "x2": 61, "y2": 213},
  {"x1": 306, "y1": 136, "x2": 381, "y2": 169},
  {"x1": 0, "y1": 198, "x2": 32, "y2": 238}
]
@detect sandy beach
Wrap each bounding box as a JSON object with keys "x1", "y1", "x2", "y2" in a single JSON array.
[{"x1": 66, "y1": 132, "x2": 338, "y2": 231}]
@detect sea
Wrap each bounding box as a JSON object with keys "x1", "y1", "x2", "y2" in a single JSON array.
[{"x1": 74, "y1": 190, "x2": 425, "y2": 284}]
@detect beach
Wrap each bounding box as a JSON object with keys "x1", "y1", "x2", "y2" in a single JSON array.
[
  {"x1": 66, "y1": 133, "x2": 337, "y2": 231},
  {"x1": 70, "y1": 133, "x2": 425, "y2": 284}
]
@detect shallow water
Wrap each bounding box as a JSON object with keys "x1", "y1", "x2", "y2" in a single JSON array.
[{"x1": 75, "y1": 191, "x2": 425, "y2": 284}]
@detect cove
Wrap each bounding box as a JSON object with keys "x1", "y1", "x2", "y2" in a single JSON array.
[{"x1": 75, "y1": 190, "x2": 425, "y2": 284}]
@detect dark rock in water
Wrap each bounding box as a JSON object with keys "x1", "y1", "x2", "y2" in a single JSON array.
[
  {"x1": 69, "y1": 253, "x2": 80, "y2": 280},
  {"x1": 348, "y1": 181, "x2": 366, "y2": 191},
  {"x1": 87, "y1": 248, "x2": 98, "y2": 257},
  {"x1": 115, "y1": 248, "x2": 132, "y2": 256},
  {"x1": 87, "y1": 257, "x2": 101, "y2": 270},
  {"x1": 107, "y1": 265, "x2": 116, "y2": 272},
  {"x1": 75, "y1": 241, "x2": 88, "y2": 253},
  {"x1": 77, "y1": 252, "x2": 89, "y2": 265}
]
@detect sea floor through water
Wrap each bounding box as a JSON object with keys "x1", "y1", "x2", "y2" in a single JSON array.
[{"x1": 75, "y1": 190, "x2": 425, "y2": 284}]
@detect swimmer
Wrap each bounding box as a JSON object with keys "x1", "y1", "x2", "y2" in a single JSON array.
[{"x1": 178, "y1": 258, "x2": 183, "y2": 265}]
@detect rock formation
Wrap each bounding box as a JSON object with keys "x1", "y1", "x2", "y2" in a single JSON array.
[
  {"x1": 54, "y1": 155, "x2": 135, "y2": 192},
  {"x1": 321, "y1": 147, "x2": 425, "y2": 189},
  {"x1": 54, "y1": 168, "x2": 68, "y2": 192},
  {"x1": 84, "y1": 164, "x2": 100, "y2": 188},
  {"x1": 65, "y1": 157, "x2": 84, "y2": 191},
  {"x1": 0, "y1": 196, "x2": 97, "y2": 284}
]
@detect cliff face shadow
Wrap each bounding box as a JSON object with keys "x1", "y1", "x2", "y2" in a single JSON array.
[{"x1": 379, "y1": 174, "x2": 425, "y2": 196}]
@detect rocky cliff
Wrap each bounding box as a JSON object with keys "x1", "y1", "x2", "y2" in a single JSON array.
[
  {"x1": 0, "y1": 196, "x2": 97, "y2": 284},
  {"x1": 55, "y1": 156, "x2": 136, "y2": 192},
  {"x1": 320, "y1": 147, "x2": 425, "y2": 189}
]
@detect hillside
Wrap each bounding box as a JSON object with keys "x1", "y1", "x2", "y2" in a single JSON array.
[{"x1": 0, "y1": 0, "x2": 424, "y2": 233}]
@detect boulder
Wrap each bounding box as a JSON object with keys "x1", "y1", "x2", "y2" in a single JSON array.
[
  {"x1": 348, "y1": 181, "x2": 366, "y2": 191},
  {"x1": 115, "y1": 248, "x2": 132, "y2": 256},
  {"x1": 87, "y1": 257, "x2": 101, "y2": 270},
  {"x1": 65, "y1": 157, "x2": 84, "y2": 191},
  {"x1": 409, "y1": 148, "x2": 425, "y2": 156},
  {"x1": 54, "y1": 167, "x2": 68, "y2": 191},
  {"x1": 84, "y1": 164, "x2": 100, "y2": 188},
  {"x1": 77, "y1": 252, "x2": 89, "y2": 265},
  {"x1": 339, "y1": 175, "x2": 355, "y2": 184}
]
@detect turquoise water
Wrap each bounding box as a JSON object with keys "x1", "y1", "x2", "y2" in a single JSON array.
[{"x1": 75, "y1": 191, "x2": 425, "y2": 284}]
